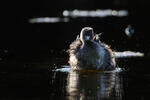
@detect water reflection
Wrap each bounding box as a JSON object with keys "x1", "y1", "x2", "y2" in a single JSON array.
[{"x1": 66, "y1": 70, "x2": 124, "y2": 100}]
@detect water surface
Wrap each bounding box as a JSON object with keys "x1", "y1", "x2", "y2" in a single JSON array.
[{"x1": 0, "y1": 54, "x2": 149, "y2": 100}]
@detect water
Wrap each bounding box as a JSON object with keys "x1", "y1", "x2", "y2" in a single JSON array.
[
  {"x1": 3, "y1": 16, "x2": 150, "y2": 99},
  {"x1": 62, "y1": 9, "x2": 128, "y2": 18},
  {"x1": 5, "y1": 3, "x2": 150, "y2": 99},
  {"x1": 0, "y1": 53, "x2": 150, "y2": 100}
]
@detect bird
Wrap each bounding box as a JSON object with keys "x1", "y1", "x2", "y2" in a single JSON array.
[{"x1": 67, "y1": 27, "x2": 116, "y2": 71}]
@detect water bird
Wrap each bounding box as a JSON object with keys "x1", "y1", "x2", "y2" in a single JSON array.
[{"x1": 67, "y1": 27, "x2": 116, "y2": 71}]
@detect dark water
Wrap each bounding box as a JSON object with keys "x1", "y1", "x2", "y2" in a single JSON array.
[
  {"x1": 3, "y1": 18, "x2": 150, "y2": 99},
  {"x1": 0, "y1": 55, "x2": 150, "y2": 100},
  {"x1": 3, "y1": 20, "x2": 150, "y2": 100},
  {"x1": 4, "y1": 1, "x2": 150, "y2": 99}
]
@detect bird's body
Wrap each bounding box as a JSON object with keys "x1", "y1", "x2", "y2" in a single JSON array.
[{"x1": 68, "y1": 27, "x2": 116, "y2": 71}]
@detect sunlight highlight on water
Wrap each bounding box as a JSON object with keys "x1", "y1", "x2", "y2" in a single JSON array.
[
  {"x1": 56, "y1": 65, "x2": 71, "y2": 72},
  {"x1": 114, "y1": 51, "x2": 144, "y2": 58},
  {"x1": 29, "y1": 17, "x2": 69, "y2": 23},
  {"x1": 56, "y1": 66, "x2": 122, "y2": 73},
  {"x1": 63, "y1": 9, "x2": 128, "y2": 18}
]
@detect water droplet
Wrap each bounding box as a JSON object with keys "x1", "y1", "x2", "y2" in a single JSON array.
[{"x1": 125, "y1": 25, "x2": 135, "y2": 37}]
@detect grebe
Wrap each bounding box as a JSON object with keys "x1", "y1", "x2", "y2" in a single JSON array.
[{"x1": 68, "y1": 27, "x2": 116, "y2": 71}]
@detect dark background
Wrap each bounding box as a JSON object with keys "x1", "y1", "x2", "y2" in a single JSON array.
[
  {"x1": 6, "y1": 0, "x2": 150, "y2": 54},
  {"x1": 1, "y1": 0, "x2": 150, "y2": 99}
]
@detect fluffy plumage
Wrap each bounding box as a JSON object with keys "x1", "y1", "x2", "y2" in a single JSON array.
[{"x1": 67, "y1": 27, "x2": 116, "y2": 70}]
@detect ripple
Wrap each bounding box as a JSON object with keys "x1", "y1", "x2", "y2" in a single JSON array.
[{"x1": 56, "y1": 65, "x2": 122, "y2": 73}]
